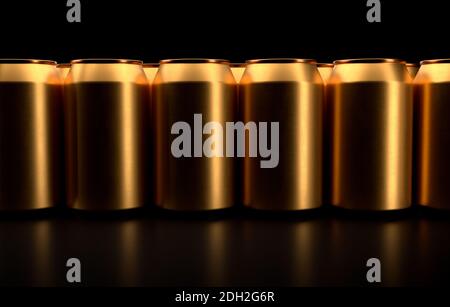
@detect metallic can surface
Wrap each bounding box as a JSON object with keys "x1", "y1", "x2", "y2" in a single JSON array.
[
  {"x1": 0, "y1": 59, "x2": 63, "y2": 210},
  {"x1": 317, "y1": 63, "x2": 333, "y2": 83},
  {"x1": 153, "y1": 59, "x2": 237, "y2": 210},
  {"x1": 415, "y1": 59, "x2": 450, "y2": 209},
  {"x1": 65, "y1": 59, "x2": 150, "y2": 210},
  {"x1": 143, "y1": 63, "x2": 159, "y2": 84},
  {"x1": 328, "y1": 59, "x2": 413, "y2": 210},
  {"x1": 241, "y1": 59, "x2": 323, "y2": 210},
  {"x1": 406, "y1": 63, "x2": 419, "y2": 78},
  {"x1": 57, "y1": 63, "x2": 71, "y2": 80},
  {"x1": 230, "y1": 63, "x2": 246, "y2": 83}
]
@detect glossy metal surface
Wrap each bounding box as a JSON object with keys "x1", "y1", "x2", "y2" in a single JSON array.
[
  {"x1": 241, "y1": 59, "x2": 323, "y2": 210},
  {"x1": 317, "y1": 63, "x2": 333, "y2": 83},
  {"x1": 143, "y1": 63, "x2": 159, "y2": 83},
  {"x1": 0, "y1": 59, "x2": 63, "y2": 210},
  {"x1": 230, "y1": 63, "x2": 245, "y2": 83},
  {"x1": 56, "y1": 63, "x2": 71, "y2": 80},
  {"x1": 65, "y1": 59, "x2": 151, "y2": 210},
  {"x1": 328, "y1": 58, "x2": 413, "y2": 210},
  {"x1": 415, "y1": 59, "x2": 450, "y2": 209},
  {"x1": 153, "y1": 59, "x2": 237, "y2": 210}
]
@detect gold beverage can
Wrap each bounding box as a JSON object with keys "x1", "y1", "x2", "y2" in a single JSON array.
[
  {"x1": 143, "y1": 63, "x2": 159, "y2": 84},
  {"x1": 65, "y1": 59, "x2": 151, "y2": 210},
  {"x1": 153, "y1": 59, "x2": 237, "y2": 210},
  {"x1": 57, "y1": 63, "x2": 71, "y2": 80},
  {"x1": 230, "y1": 63, "x2": 246, "y2": 83},
  {"x1": 406, "y1": 63, "x2": 419, "y2": 78},
  {"x1": 241, "y1": 59, "x2": 323, "y2": 210},
  {"x1": 317, "y1": 63, "x2": 333, "y2": 83},
  {"x1": 328, "y1": 58, "x2": 413, "y2": 210},
  {"x1": 415, "y1": 59, "x2": 450, "y2": 209},
  {"x1": 0, "y1": 59, "x2": 63, "y2": 210}
]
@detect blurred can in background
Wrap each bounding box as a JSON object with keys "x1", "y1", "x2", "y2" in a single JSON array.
[
  {"x1": 317, "y1": 63, "x2": 333, "y2": 83},
  {"x1": 406, "y1": 63, "x2": 419, "y2": 78},
  {"x1": 230, "y1": 63, "x2": 246, "y2": 83},
  {"x1": 57, "y1": 63, "x2": 71, "y2": 80},
  {"x1": 318, "y1": 63, "x2": 334, "y2": 205},
  {"x1": 143, "y1": 63, "x2": 159, "y2": 84}
]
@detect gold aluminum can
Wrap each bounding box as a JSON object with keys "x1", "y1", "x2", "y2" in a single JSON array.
[
  {"x1": 406, "y1": 63, "x2": 419, "y2": 78},
  {"x1": 328, "y1": 58, "x2": 413, "y2": 210},
  {"x1": 0, "y1": 59, "x2": 63, "y2": 210},
  {"x1": 153, "y1": 59, "x2": 237, "y2": 210},
  {"x1": 415, "y1": 59, "x2": 450, "y2": 209},
  {"x1": 143, "y1": 63, "x2": 159, "y2": 84},
  {"x1": 241, "y1": 59, "x2": 323, "y2": 210},
  {"x1": 57, "y1": 63, "x2": 71, "y2": 80},
  {"x1": 230, "y1": 63, "x2": 246, "y2": 83},
  {"x1": 317, "y1": 63, "x2": 333, "y2": 83},
  {"x1": 65, "y1": 59, "x2": 151, "y2": 210}
]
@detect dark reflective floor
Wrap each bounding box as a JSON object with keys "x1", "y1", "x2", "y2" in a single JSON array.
[{"x1": 0, "y1": 207, "x2": 449, "y2": 286}]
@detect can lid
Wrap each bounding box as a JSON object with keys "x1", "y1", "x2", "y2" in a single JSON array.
[
  {"x1": 230, "y1": 63, "x2": 246, "y2": 67},
  {"x1": 71, "y1": 59, "x2": 142, "y2": 65},
  {"x1": 334, "y1": 58, "x2": 404, "y2": 64},
  {"x1": 246, "y1": 58, "x2": 316, "y2": 64},
  {"x1": 143, "y1": 63, "x2": 159, "y2": 67},
  {"x1": 406, "y1": 63, "x2": 419, "y2": 67},
  {"x1": 0, "y1": 59, "x2": 56, "y2": 65},
  {"x1": 160, "y1": 59, "x2": 229, "y2": 64},
  {"x1": 420, "y1": 59, "x2": 450, "y2": 65}
]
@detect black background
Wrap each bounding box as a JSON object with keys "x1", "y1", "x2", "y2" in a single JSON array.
[
  {"x1": 0, "y1": 0, "x2": 450, "y2": 301},
  {"x1": 0, "y1": 0, "x2": 446, "y2": 63}
]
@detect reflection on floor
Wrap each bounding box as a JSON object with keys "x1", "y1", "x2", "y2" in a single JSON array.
[{"x1": 0, "y1": 207, "x2": 448, "y2": 286}]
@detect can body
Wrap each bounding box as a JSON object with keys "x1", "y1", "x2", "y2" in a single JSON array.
[
  {"x1": 317, "y1": 63, "x2": 333, "y2": 84},
  {"x1": 0, "y1": 59, "x2": 63, "y2": 210},
  {"x1": 328, "y1": 59, "x2": 413, "y2": 210},
  {"x1": 230, "y1": 63, "x2": 246, "y2": 83},
  {"x1": 406, "y1": 63, "x2": 419, "y2": 78},
  {"x1": 153, "y1": 59, "x2": 237, "y2": 210},
  {"x1": 241, "y1": 59, "x2": 323, "y2": 210},
  {"x1": 415, "y1": 59, "x2": 450, "y2": 209},
  {"x1": 57, "y1": 63, "x2": 71, "y2": 80},
  {"x1": 143, "y1": 64, "x2": 159, "y2": 84},
  {"x1": 65, "y1": 59, "x2": 150, "y2": 210}
]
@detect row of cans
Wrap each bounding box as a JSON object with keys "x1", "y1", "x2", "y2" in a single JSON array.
[{"x1": 0, "y1": 58, "x2": 445, "y2": 211}]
